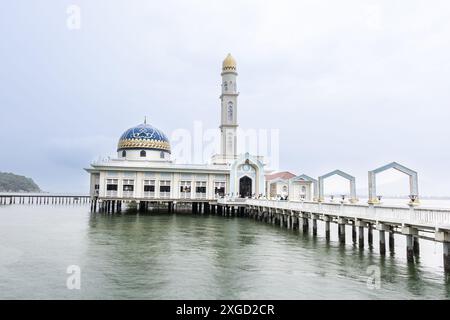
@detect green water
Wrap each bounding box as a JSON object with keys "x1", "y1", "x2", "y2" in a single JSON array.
[{"x1": 0, "y1": 204, "x2": 449, "y2": 299}]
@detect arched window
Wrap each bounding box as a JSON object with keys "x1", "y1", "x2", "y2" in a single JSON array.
[
  {"x1": 224, "y1": 81, "x2": 228, "y2": 91},
  {"x1": 160, "y1": 151, "x2": 165, "y2": 159},
  {"x1": 140, "y1": 150, "x2": 146, "y2": 157},
  {"x1": 121, "y1": 150, "x2": 126, "y2": 157},
  {"x1": 227, "y1": 102, "x2": 233, "y2": 121}
]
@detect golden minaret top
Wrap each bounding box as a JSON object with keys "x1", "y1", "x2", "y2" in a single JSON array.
[{"x1": 222, "y1": 53, "x2": 237, "y2": 71}]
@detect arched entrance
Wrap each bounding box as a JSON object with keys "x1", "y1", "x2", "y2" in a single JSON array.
[
  {"x1": 239, "y1": 176, "x2": 252, "y2": 198},
  {"x1": 230, "y1": 153, "x2": 265, "y2": 198}
]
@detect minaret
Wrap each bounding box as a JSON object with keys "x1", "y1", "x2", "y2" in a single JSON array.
[{"x1": 219, "y1": 53, "x2": 238, "y2": 162}]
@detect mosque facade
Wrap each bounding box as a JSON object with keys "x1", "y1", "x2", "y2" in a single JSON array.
[{"x1": 85, "y1": 54, "x2": 313, "y2": 204}]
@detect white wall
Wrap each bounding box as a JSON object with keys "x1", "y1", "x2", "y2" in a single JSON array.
[
  {"x1": 95, "y1": 170, "x2": 229, "y2": 200},
  {"x1": 117, "y1": 149, "x2": 171, "y2": 161}
]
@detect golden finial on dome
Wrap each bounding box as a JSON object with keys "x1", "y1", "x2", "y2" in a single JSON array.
[{"x1": 222, "y1": 53, "x2": 236, "y2": 71}]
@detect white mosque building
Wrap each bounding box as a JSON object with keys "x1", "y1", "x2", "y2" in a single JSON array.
[{"x1": 85, "y1": 54, "x2": 314, "y2": 209}]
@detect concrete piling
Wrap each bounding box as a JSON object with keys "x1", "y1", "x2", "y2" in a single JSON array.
[
  {"x1": 352, "y1": 221, "x2": 357, "y2": 243},
  {"x1": 389, "y1": 228, "x2": 395, "y2": 252},
  {"x1": 368, "y1": 223, "x2": 373, "y2": 246},
  {"x1": 406, "y1": 234, "x2": 414, "y2": 263},
  {"x1": 444, "y1": 242, "x2": 450, "y2": 273},
  {"x1": 379, "y1": 230, "x2": 386, "y2": 255},
  {"x1": 413, "y1": 236, "x2": 420, "y2": 255},
  {"x1": 312, "y1": 215, "x2": 317, "y2": 236},
  {"x1": 359, "y1": 226, "x2": 364, "y2": 248},
  {"x1": 325, "y1": 218, "x2": 330, "y2": 240},
  {"x1": 338, "y1": 218, "x2": 346, "y2": 244}
]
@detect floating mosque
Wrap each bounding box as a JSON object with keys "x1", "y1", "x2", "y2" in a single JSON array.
[{"x1": 85, "y1": 54, "x2": 314, "y2": 207}]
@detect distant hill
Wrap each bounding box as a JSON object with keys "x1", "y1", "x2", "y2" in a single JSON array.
[{"x1": 0, "y1": 172, "x2": 41, "y2": 193}]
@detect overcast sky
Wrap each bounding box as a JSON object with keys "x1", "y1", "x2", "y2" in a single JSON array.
[{"x1": 1, "y1": 1, "x2": 449, "y2": 196}]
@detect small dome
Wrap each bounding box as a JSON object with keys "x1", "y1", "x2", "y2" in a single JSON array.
[
  {"x1": 117, "y1": 122, "x2": 170, "y2": 153},
  {"x1": 222, "y1": 53, "x2": 236, "y2": 71}
]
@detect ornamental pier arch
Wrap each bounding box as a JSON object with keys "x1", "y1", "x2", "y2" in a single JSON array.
[
  {"x1": 368, "y1": 162, "x2": 419, "y2": 205},
  {"x1": 318, "y1": 170, "x2": 357, "y2": 203}
]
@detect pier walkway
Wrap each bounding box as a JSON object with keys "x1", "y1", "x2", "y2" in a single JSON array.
[{"x1": 217, "y1": 198, "x2": 450, "y2": 273}]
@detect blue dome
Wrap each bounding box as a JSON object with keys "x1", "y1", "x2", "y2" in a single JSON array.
[{"x1": 117, "y1": 123, "x2": 171, "y2": 153}]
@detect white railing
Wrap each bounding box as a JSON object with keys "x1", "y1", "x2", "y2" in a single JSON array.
[
  {"x1": 180, "y1": 192, "x2": 192, "y2": 199},
  {"x1": 143, "y1": 192, "x2": 155, "y2": 199},
  {"x1": 412, "y1": 208, "x2": 450, "y2": 226},
  {"x1": 320, "y1": 203, "x2": 341, "y2": 215},
  {"x1": 106, "y1": 191, "x2": 117, "y2": 197},
  {"x1": 231, "y1": 198, "x2": 450, "y2": 229},
  {"x1": 195, "y1": 193, "x2": 207, "y2": 199},
  {"x1": 160, "y1": 192, "x2": 170, "y2": 199},
  {"x1": 122, "y1": 191, "x2": 134, "y2": 198}
]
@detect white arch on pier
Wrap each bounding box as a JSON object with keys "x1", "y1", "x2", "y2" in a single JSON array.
[
  {"x1": 229, "y1": 152, "x2": 265, "y2": 198},
  {"x1": 368, "y1": 162, "x2": 419, "y2": 205},
  {"x1": 289, "y1": 174, "x2": 318, "y2": 201},
  {"x1": 318, "y1": 170, "x2": 357, "y2": 203}
]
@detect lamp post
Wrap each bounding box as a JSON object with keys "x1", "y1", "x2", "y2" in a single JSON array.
[{"x1": 409, "y1": 195, "x2": 419, "y2": 206}]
